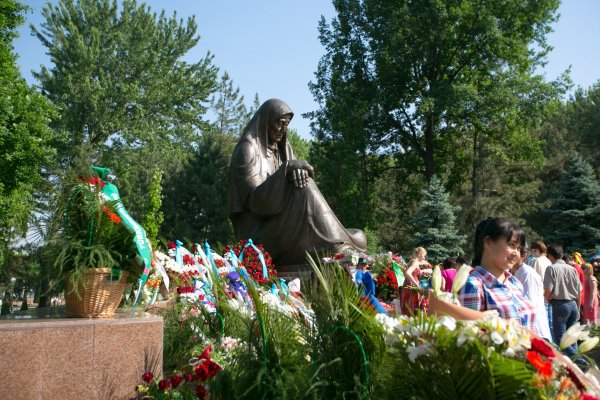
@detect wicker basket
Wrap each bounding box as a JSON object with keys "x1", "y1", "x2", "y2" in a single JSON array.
[{"x1": 66, "y1": 268, "x2": 129, "y2": 318}]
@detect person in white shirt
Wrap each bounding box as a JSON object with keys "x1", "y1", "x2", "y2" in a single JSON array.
[
  {"x1": 530, "y1": 240, "x2": 552, "y2": 281},
  {"x1": 513, "y1": 246, "x2": 552, "y2": 342},
  {"x1": 530, "y1": 240, "x2": 553, "y2": 340}
]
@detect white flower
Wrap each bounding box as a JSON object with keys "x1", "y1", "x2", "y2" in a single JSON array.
[
  {"x1": 503, "y1": 348, "x2": 516, "y2": 357},
  {"x1": 560, "y1": 323, "x2": 586, "y2": 350},
  {"x1": 490, "y1": 331, "x2": 504, "y2": 345},
  {"x1": 579, "y1": 336, "x2": 600, "y2": 354},
  {"x1": 407, "y1": 344, "x2": 431, "y2": 363},
  {"x1": 437, "y1": 316, "x2": 457, "y2": 332},
  {"x1": 431, "y1": 265, "x2": 442, "y2": 295},
  {"x1": 452, "y1": 264, "x2": 471, "y2": 296}
]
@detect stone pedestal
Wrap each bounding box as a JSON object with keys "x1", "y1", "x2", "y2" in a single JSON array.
[
  {"x1": 0, "y1": 307, "x2": 163, "y2": 400},
  {"x1": 276, "y1": 264, "x2": 313, "y2": 281}
]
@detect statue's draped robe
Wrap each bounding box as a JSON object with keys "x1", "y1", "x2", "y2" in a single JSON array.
[{"x1": 228, "y1": 99, "x2": 366, "y2": 266}]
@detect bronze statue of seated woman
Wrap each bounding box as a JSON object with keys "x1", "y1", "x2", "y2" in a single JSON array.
[{"x1": 228, "y1": 98, "x2": 366, "y2": 267}]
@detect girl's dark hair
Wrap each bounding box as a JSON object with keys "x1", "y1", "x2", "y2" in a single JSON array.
[
  {"x1": 442, "y1": 257, "x2": 456, "y2": 269},
  {"x1": 473, "y1": 217, "x2": 526, "y2": 266}
]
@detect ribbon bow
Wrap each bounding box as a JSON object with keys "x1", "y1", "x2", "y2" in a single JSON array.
[{"x1": 238, "y1": 239, "x2": 268, "y2": 280}]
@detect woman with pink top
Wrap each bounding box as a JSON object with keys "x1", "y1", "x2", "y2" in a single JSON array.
[
  {"x1": 441, "y1": 257, "x2": 457, "y2": 292},
  {"x1": 582, "y1": 263, "x2": 598, "y2": 326}
]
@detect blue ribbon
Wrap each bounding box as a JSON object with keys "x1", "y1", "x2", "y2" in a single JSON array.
[
  {"x1": 229, "y1": 249, "x2": 250, "y2": 281},
  {"x1": 175, "y1": 240, "x2": 183, "y2": 266},
  {"x1": 270, "y1": 283, "x2": 278, "y2": 295},
  {"x1": 238, "y1": 239, "x2": 268, "y2": 280},
  {"x1": 204, "y1": 242, "x2": 220, "y2": 280},
  {"x1": 279, "y1": 278, "x2": 289, "y2": 297}
]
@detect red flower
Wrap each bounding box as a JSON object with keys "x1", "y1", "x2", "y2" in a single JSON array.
[
  {"x1": 185, "y1": 372, "x2": 195, "y2": 382},
  {"x1": 170, "y1": 374, "x2": 183, "y2": 388},
  {"x1": 526, "y1": 351, "x2": 553, "y2": 377},
  {"x1": 204, "y1": 359, "x2": 222, "y2": 378},
  {"x1": 530, "y1": 337, "x2": 555, "y2": 359},
  {"x1": 195, "y1": 385, "x2": 207, "y2": 398},
  {"x1": 183, "y1": 254, "x2": 194, "y2": 265},
  {"x1": 101, "y1": 205, "x2": 122, "y2": 224},
  {"x1": 194, "y1": 363, "x2": 209, "y2": 381},
  {"x1": 158, "y1": 379, "x2": 171, "y2": 391},
  {"x1": 142, "y1": 372, "x2": 154, "y2": 383},
  {"x1": 168, "y1": 241, "x2": 176, "y2": 249},
  {"x1": 198, "y1": 345, "x2": 212, "y2": 360},
  {"x1": 581, "y1": 394, "x2": 600, "y2": 400}
]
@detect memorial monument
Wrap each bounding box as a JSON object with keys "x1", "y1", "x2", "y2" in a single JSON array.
[{"x1": 228, "y1": 98, "x2": 366, "y2": 267}]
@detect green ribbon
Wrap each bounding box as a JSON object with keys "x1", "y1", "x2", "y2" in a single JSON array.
[
  {"x1": 91, "y1": 166, "x2": 152, "y2": 306},
  {"x1": 392, "y1": 261, "x2": 405, "y2": 287}
]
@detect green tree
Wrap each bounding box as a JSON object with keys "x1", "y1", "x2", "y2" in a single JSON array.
[
  {"x1": 161, "y1": 130, "x2": 236, "y2": 244},
  {"x1": 0, "y1": 0, "x2": 59, "y2": 267},
  {"x1": 160, "y1": 70, "x2": 255, "y2": 244},
  {"x1": 412, "y1": 176, "x2": 465, "y2": 263},
  {"x1": 308, "y1": 0, "x2": 564, "y2": 237},
  {"x1": 31, "y1": 0, "x2": 218, "y2": 216},
  {"x1": 141, "y1": 168, "x2": 164, "y2": 248},
  {"x1": 560, "y1": 83, "x2": 600, "y2": 173},
  {"x1": 541, "y1": 154, "x2": 600, "y2": 253},
  {"x1": 287, "y1": 128, "x2": 310, "y2": 161},
  {"x1": 210, "y1": 71, "x2": 250, "y2": 136}
]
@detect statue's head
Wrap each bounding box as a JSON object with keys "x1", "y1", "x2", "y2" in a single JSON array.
[
  {"x1": 268, "y1": 113, "x2": 292, "y2": 146},
  {"x1": 239, "y1": 98, "x2": 294, "y2": 158}
]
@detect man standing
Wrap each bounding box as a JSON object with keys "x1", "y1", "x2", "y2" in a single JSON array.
[
  {"x1": 532, "y1": 240, "x2": 553, "y2": 338},
  {"x1": 513, "y1": 247, "x2": 552, "y2": 342},
  {"x1": 544, "y1": 244, "x2": 582, "y2": 357},
  {"x1": 531, "y1": 241, "x2": 552, "y2": 280}
]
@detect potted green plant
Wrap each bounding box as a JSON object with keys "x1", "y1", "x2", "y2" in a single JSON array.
[{"x1": 53, "y1": 168, "x2": 143, "y2": 317}]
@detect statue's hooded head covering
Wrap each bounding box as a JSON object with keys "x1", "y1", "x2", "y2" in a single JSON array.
[
  {"x1": 228, "y1": 99, "x2": 296, "y2": 217},
  {"x1": 243, "y1": 98, "x2": 294, "y2": 159}
]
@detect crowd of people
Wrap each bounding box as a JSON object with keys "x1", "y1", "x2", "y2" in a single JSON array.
[{"x1": 387, "y1": 217, "x2": 599, "y2": 359}]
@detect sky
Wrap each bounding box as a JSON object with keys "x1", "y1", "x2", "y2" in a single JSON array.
[{"x1": 13, "y1": 0, "x2": 600, "y2": 139}]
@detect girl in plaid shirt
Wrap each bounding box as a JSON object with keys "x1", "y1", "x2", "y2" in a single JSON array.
[{"x1": 458, "y1": 218, "x2": 537, "y2": 331}]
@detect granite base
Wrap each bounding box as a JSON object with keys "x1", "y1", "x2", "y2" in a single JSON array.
[{"x1": 0, "y1": 307, "x2": 163, "y2": 400}]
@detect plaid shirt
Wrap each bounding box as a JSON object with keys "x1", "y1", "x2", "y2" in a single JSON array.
[{"x1": 458, "y1": 266, "x2": 536, "y2": 331}]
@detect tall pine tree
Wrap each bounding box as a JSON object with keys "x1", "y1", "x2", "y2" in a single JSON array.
[
  {"x1": 542, "y1": 153, "x2": 600, "y2": 253},
  {"x1": 412, "y1": 176, "x2": 465, "y2": 263}
]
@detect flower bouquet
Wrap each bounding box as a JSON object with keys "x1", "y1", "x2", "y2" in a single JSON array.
[
  {"x1": 136, "y1": 344, "x2": 223, "y2": 399},
  {"x1": 223, "y1": 239, "x2": 277, "y2": 284},
  {"x1": 53, "y1": 168, "x2": 146, "y2": 317},
  {"x1": 375, "y1": 312, "x2": 600, "y2": 399}
]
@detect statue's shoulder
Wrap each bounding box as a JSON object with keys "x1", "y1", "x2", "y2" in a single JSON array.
[{"x1": 232, "y1": 138, "x2": 259, "y2": 167}]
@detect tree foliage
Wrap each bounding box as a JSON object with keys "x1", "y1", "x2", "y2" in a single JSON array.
[
  {"x1": 308, "y1": 0, "x2": 565, "y2": 244},
  {"x1": 540, "y1": 154, "x2": 600, "y2": 253},
  {"x1": 412, "y1": 176, "x2": 465, "y2": 263},
  {"x1": 141, "y1": 168, "x2": 164, "y2": 248},
  {"x1": 32, "y1": 0, "x2": 218, "y2": 222},
  {"x1": 161, "y1": 130, "x2": 236, "y2": 245},
  {"x1": 0, "y1": 0, "x2": 59, "y2": 259}
]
